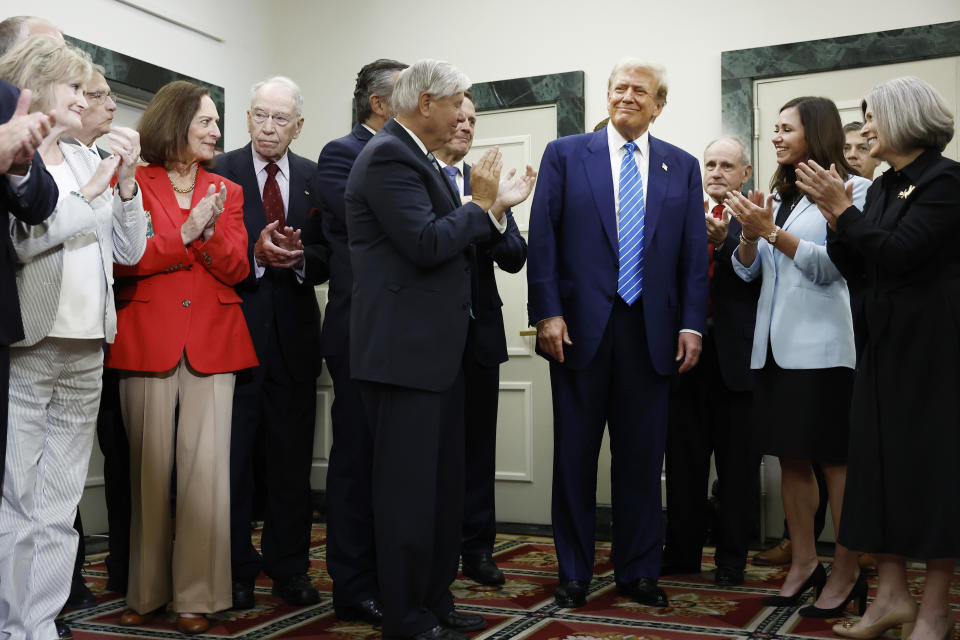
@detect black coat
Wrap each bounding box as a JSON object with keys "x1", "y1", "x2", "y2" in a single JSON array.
[
  {"x1": 828, "y1": 150, "x2": 960, "y2": 558},
  {"x1": 211, "y1": 144, "x2": 330, "y2": 381}
]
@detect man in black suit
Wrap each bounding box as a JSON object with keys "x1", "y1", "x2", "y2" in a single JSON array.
[
  {"x1": 212, "y1": 76, "x2": 330, "y2": 609},
  {"x1": 662, "y1": 136, "x2": 760, "y2": 586},
  {"x1": 1, "y1": 80, "x2": 57, "y2": 494},
  {"x1": 434, "y1": 91, "x2": 526, "y2": 586},
  {"x1": 317, "y1": 58, "x2": 406, "y2": 625},
  {"x1": 345, "y1": 59, "x2": 535, "y2": 640}
]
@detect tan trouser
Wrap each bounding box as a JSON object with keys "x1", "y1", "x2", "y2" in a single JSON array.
[{"x1": 118, "y1": 355, "x2": 233, "y2": 614}]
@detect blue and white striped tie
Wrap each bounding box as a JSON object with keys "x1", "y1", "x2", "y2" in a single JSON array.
[{"x1": 617, "y1": 141, "x2": 645, "y2": 305}]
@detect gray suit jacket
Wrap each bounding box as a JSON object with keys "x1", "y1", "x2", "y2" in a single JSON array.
[{"x1": 9, "y1": 141, "x2": 147, "y2": 346}]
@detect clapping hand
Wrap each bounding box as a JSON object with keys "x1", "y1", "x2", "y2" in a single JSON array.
[
  {"x1": 492, "y1": 164, "x2": 537, "y2": 219},
  {"x1": 254, "y1": 220, "x2": 304, "y2": 269},
  {"x1": 725, "y1": 190, "x2": 775, "y2": 241},
  {"x1": 0, "y1": 89, "x2": 55, "y2": 174},
  {"x1": 181, "y1": 182, "x2": 226, "y2": 245},
  {"x1": 108, "y1": 126, "x2": 141, "y2": 200},
  {"x1": 704, "y1": 198, "x2": 729, "y2": 245},
  {"x1": 795, "y1": 161, "x2": 854, "y2": 230},
  {"x1": 468, "y1": 147, "x2": 502, "y2": 212}
]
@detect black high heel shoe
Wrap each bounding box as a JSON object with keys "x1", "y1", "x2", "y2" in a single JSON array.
[
  {"x1": 799, "y1": 573, "x2": 868, "y2": 618},
  {"x1": 761, "y1": 563, "x2": 827, "y2": 607}
]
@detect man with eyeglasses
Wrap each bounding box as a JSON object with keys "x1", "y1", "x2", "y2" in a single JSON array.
[{"x1": 211, "y1": 76, "x2": 330, "y2": 610}]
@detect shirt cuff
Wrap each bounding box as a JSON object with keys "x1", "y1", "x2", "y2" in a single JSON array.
[
  {"x1": 254, "y1": 260, "x2": 265, "y2": 279},
  {"x1": 487, "y1": 210, "x2": 507, "y2": 234},
  {"x1": 679, "y1": 328, "x2": 702, "y2": 338},
  {"x1": 6, "y1": 167, "x2": 31, "y2": 192},
  {"x1": 294, "y1": 262, "x2": 306, "y2": 282}
]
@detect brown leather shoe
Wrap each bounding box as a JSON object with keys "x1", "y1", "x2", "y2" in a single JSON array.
[
  {"x1": 120, "y1": 609, "x2": 149, "y2": 625},
  {"x1": 176, "y1": 615, "x2": 210, "y2": 635},
  {"x1": 752, "y1": 538, "x2": 792, "y2": 565}
]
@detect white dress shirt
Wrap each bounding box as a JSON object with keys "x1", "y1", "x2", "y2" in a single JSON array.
[
  {"x1": 251, "y1": 147, "x2": 305, "y2": 280},
  {"x1": 607, "y1": 122, "x2": 649, "y2": 227}
]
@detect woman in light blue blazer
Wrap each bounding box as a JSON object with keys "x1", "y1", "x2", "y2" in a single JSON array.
[{"x1": 726, "y1": 96, "x2": 870, "y2": 618}]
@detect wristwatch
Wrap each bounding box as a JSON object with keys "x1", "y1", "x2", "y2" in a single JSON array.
[{"x1": 766, "y1": 225, "x2": 781, "y2": 245}]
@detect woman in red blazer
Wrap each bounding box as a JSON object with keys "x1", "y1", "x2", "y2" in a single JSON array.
[{"x1": 106, "y1": 81, "x2": 257, "y2": 635}]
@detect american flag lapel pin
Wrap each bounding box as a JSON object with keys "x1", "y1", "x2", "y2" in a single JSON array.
[{"x1": 661, "y1": 162, "x2": 668, "y2": 172}]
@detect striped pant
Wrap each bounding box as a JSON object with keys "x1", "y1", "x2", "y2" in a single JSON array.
[{"x1": 0, "y1": 338, "x2": 103, "y2": 640}]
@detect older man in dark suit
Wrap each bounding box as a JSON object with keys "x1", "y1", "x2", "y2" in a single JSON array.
[
  {"x1": 0, "y1": 81, "x2": 57, "y2": 499},
  {"x1": 212, "y1": 76, "x2": 330, "y2": 610},
  {"x1": 527, "y1": 58, "x2": 708, "y2": 608},
  {"x1": 345, "y1": 58, "x2": 535, "y2": 640},
  {"x1": 662, "y1": 136, "x2": 760, "y2": 587},
  {"x1": 434, "y1": 91, "x2": 527, "y2": 586},
  {"x1": 317, "y1": 58, "x2": 406, "y2": 625}
]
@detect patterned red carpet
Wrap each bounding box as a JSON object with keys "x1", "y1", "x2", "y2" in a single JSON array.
[{"x1": 62, "y1": 525, "x2": 959, "y2": 639}]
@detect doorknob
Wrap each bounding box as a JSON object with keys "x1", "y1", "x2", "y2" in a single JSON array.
[{"x1": 519, "y1": 328, "x2": 537, "y2": 336}]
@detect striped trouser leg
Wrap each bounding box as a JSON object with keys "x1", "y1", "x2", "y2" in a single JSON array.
[{"x1": 0, "y1": 338, "x2": 103, "y2": 640}]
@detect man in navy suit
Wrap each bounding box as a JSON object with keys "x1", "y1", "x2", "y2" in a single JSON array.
[
  {"x1": 345, "y1": 59, "x2": 536, "y2": 640},
  {"x1": 527, "y1": 58, "x2": 708, "y2": 608},
  {"x1": 317, "y1": 58, "x2": 406, "y2": 625},
  {"x1": 662, "y1": 136, "x2": 760, "y2": 587},
  {"x1": 212, "y1": 76, "x2": 330, "y2": 609},
  {"x1": 435, "y1": 91, "x2": 527, "y2": 587},
  {"x1": 1, "y1": 81, "x2": 57, "y2": 500}
]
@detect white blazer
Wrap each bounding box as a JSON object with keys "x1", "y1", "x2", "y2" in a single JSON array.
[
  {"x1": 732, "y1": 176, "x2": 870, "y2": 370},
  {"x1": 8, "y1": 141, "x2": 147, "y2": 346}
]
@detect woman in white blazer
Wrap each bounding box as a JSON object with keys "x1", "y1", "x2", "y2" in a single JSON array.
[
  {"x1": 726, "y1": 96, "x2": 870, "y2": 618},
  {"x1": 0, "y1": 37, "x2": 145, "y2": 640}
]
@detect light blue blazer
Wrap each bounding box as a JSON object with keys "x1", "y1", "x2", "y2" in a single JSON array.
[{"x1": 732, "y1": 176, "x2": 870, "y2": 370}]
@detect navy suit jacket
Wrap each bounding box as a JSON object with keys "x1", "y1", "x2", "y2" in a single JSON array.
[
  {"x1": 211, "y1": 144, "x2": 330, "y2": 381},
  {"x1": 1, "y1": 79, "x2": 57, "y2": 347},
  {"x1": 462, "y1": 163, "x2": 527, "y2": 366},
  {"x1": 710, "y1": 215, "x2": 760, "y2": 392},
  {"x1": 345, "y1": 119, "x2": 497, "y2": 392},
  {"x1": 317, "y1": 123, "x2": 372, "y2": 357},
  {"x1": 527, "y1": 129, "x2": 708, "y2": 374}
]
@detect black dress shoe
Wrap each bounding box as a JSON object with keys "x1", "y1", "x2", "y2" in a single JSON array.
[
  {"x1": 659, "y1": 562, "x2": 701, "y2": 576},
  {"x1": 65, "y1": 574, "x2": 97, "y2": 609},
  {"x1": 437, "y1": 610, "x2": 486, "y2": 631},
  {"x1": 232, "y1": 581, "x2": 255, "y2": 609},
  {"x1": 554, "y1": 580, "x2": 588, "y2": 607},
  {"x1": 272, "y1": 573, "x2": 320, "y2": 606},
  {"x1": 412, "y1": 625, "x2": 468, "y2": 640},
  {"x1": 715, "y1": 566, "x2": 745, "y2": 586},
  {"x1": 461, "y1": 553, "x2": 505, "y2": 586},
  {"x1": 55, "y1": 620, "x2": 72, "y2": 639},
  {"x1": 335, "y1": 598, "x2": 383, "y2": 625},
  {"x1": 617, "y1": 577, "x2": 669, "y2": 607},
  {"x1": 105, "y1": 576, "x2": 127, "y2": 596}
]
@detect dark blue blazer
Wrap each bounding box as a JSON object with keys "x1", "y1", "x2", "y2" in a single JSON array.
[
  {"x1": 1, "y1": 79, "x2": 57, "y2": 346},
  {"x1": 211, "y1": 143, "x2": 329, "y2": 381},
  {"x1": 462, "y1": 163, "x2": 527, "y2": 366},
  {"x1": 711, "y1": 216, "x2": 760, "y2": 392},
  {"x1": 316, "y1": 123, "x2": 372, "y2": 357},
  {"x1": 345, "y1": 119, "x2": 497, "y2": 392},
  {"x1": 527, "y1": 130, "x2": 708, "y2": 374}
]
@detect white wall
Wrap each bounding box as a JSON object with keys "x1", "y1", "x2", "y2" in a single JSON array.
[{"x1": 4, "y1": 0, "x2": 276, "y2": 149}]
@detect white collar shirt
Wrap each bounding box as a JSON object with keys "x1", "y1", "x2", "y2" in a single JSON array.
[
  {"x1": 607, "y1": 122, "x2": 650, "y2": 228},
  {"x1": 252, "y1": 147, "x2": 290, "y2": 212}
]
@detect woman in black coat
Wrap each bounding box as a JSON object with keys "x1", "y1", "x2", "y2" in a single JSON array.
[{"x1": 796, "y1": 76, "x2": 959, "y2": 640}]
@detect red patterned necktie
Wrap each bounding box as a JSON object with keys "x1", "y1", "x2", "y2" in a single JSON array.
[
  {"x1": 707, "y1": 203, "x2": 726, "y2": 319},
  {"x1": 263, "y1": 162, "x2": 285, "y2": 227}
]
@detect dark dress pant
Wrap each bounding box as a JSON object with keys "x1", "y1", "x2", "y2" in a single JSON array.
[
  {"x1": 230, "y1": 325, "x2": 316, "y2": 584},
  {"x1": 550, "y1": 298, "x2": 669, "y2": 584},
  {"x1": 324, "y1": 353, "x2": 378, "y2": 607},
  {"x1": 664, "y1": 332, "x2": 759, "y2": 571},
  {"x1": 360, "y1": 373, "x2": 464, "y2": 639},
  {"x1": 95, "y1": 366, "x2": 130, "y2": 588},
  {"x1": 1, "y1": 346, "x2": 6, "y2": 498},
  {"x1": 461, "y1": 352, "x2": 499, "y2": 558}
]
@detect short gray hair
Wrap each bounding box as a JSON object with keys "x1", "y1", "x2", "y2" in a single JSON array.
[
  {"x1": 390, "y1": 59, "x2": 470, "y2": 115},
  {"x1": 607, "y1": 58, "x2": 668, "y2": 104},
  {"x1": 864, "y1": 76, "x2": 954, "y2": 153},
  {"x1": 704, "y1": 136, "x2": 750, "y2": 167},
  {"x1": 843, "y1": 121, "x2": 863, "y2": 135},
  {"x1": 250, "y1": 75, "x2": 303, "y2": 116},
  {"x1": 0, "y1": 16, "x2": 59, "y2": 57}
]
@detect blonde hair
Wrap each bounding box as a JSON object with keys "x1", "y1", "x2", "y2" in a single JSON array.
[
  {"x1": 608, "y1": 58, "x2": 668, "y2": 104},
  {"x1": 0, "y1": 35, "x2": 92, "y2": 112}
]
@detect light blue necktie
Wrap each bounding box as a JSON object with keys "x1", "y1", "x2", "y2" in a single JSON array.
[
  {"x1": 617, "y1": 141, "x2": 645, "y2": 305},
  {"x1": 442, "y1": 165, "x2": 459, "y2": 191}
]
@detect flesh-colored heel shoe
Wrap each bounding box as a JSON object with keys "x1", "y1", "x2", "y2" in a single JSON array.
[{"x1": 832, "y1": 599, "x2": 918, "y2": 639}]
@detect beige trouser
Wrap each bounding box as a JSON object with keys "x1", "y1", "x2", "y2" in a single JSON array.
[{"x1": 118, "y1": 355, "x2": 234, "y2": 614}]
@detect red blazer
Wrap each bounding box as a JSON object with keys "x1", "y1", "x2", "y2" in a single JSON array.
[{"x1": 106, "y1": 164, "x2": 258, "y2": 374}]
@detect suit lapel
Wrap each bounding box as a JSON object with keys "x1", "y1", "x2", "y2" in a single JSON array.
[
  {"x1": 584, "y1": 130, "x2": 617, "y2": 253},
  {"x1": 463, "y1": 164, "x2": 472, "y2": 197},
  {"x1": 142, "y1": 165, "x2": 186, "y2": 229},
  {"x1": 286, "y1": 152, "x2": 311, "y2": 228},
  {"x1": 644, "y1": 137, "x2": 669, "y2": 244},
  {"x1": 781, "y1": 196, "x2": 813, "y2": 232}
]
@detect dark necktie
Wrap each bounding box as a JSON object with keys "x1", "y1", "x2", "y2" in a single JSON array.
[
  {"x1": 442, "y1": 165, "x2": 460, "y2": 193},
  {"x1": 263, "y1": 162, "x2": 285, "y2": 227},
  {"x1": 707, "y1": 204, "x2": 725, "y2": 319}
]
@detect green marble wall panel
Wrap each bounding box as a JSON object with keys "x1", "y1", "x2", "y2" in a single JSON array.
[
  {"x1": 65, "y1": 35, "x2": 226, "y2": 150},
  {"x1": 721, "y1": 20, "x2": 960, "y2": 190},
  {"x1": 471, "y1": 71, "x2": 585, "y2": 138}
]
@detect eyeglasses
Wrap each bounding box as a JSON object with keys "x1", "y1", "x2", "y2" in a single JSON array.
[
  {"x1": 251, "y1": 110, "x2": 293, "y2": 127},
  {"x1": 84, "y1": 90, "x2": 112, "y2": 104}
]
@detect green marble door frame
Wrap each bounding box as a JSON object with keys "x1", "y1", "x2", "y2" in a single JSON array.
[
  {"x1": 65, "y1": 35, "x2": 226, "y2": 150},
  {"x1": 722, "y1": 20, "x2": 960, "y2": 190}
]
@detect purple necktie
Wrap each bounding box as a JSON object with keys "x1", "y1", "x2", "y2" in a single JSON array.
[{"x1": 442, "y1": 165, "x2": 459, "y2": 193}]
